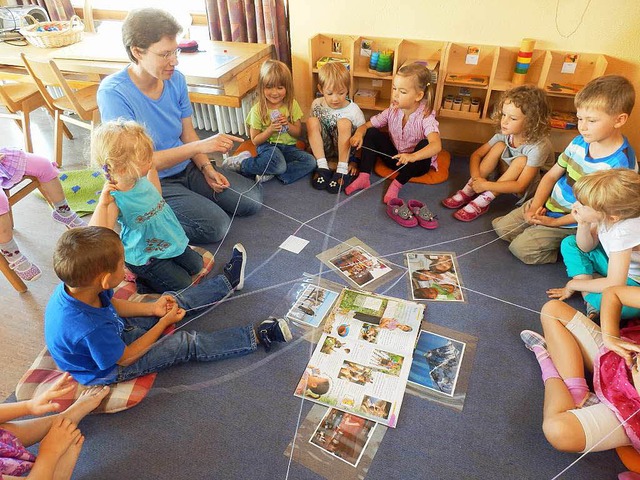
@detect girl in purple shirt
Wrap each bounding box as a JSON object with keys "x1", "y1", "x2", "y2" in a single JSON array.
[{"x1": 348, "y1": 63, "x2": 442, "y2": 204}]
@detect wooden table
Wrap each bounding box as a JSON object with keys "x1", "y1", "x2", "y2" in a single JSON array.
[{"x1": 0, "y1": 32, "x2": 273, "y2": 107}]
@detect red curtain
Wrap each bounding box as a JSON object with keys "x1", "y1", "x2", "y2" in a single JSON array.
[
  {"x1": 205, "y1": 0, "x2": 290, "y2": 65},
  {"x1": 11, "y1": 0, "x2": 75, "y2": 21}
]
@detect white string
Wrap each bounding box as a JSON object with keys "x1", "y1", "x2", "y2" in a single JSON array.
[{"x1": 555, "y1": 0, "x2": 593, "y2": 38}]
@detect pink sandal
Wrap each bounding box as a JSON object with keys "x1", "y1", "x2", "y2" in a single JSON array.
[
  {"x1": 453, "y1": 201, "x2": 489, "y2": 222},
  {"x1": 442, "y1": 190, "x2": 476, "y2": 209},
  {"x1": 386, "y1": 198, "x2": 418, "y2": 228}
]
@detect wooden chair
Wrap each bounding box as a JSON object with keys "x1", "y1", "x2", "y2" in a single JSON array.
[
  {"x1": 1, "y1": 175, "x2": 47, "y2": 293},
  {"x1": 20, "y1": 53, "x2": 100, "y2": 167},
  {"x1": 1, "y1": 73, "x2": 74, "y2": 154},
  {"x1": 83, "y1": 0, "x2": 96, "y2": 33}
]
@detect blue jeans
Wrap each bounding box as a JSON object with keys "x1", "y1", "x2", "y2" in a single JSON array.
[
  {"x1": 160, "y1": 162, "x2": 263, "y2": 244},
  {"x1": 561, "y1": 235, "x2": 640, "y2": 318},
  {"x1": 241, "y1": 143, "x2": 316, "y2": 184},
  {"x1": 126, "y1": 246, "x2": 204, "y2": 293},
  {"x1": 115, "y1": 316, "x2": 257, "y2": 383}
]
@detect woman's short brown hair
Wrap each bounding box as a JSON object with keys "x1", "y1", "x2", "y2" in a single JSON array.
[{"x1": 121, "y1": 8, "x2": 182, "y2": 63}]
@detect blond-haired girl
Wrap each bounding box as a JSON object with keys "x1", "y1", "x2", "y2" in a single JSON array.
[
  {"x1": 348, "y1": 62, "x2": 442, "y2": 204},
  {"x1": 222, "y1": 59, "x2": 315, "y2": 184},
  {"x1": 548, "y1": 169, "x2": 640, "y2": 319},
  {"x1": 90, "y1": 120, "x2": 247, "y2": 298},
  {"x1": 443, "y1": 85, "x2": 554, "y2": 221}
]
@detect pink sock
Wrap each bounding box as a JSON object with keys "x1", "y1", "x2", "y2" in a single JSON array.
[
  {"x1": 345, "y1": 172, "x2": 370, "y2": 195},
  {"x1": 532, "y1": 346, "x2": 561, "y2": 383},
  {"x1": 383, "y1": 180, "x2": 403, "y2": 204},
  {"x1": 564, "y1": 377, "x2": 590, "y2": 407}
]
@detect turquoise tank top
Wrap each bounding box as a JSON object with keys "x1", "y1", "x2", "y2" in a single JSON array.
[{"x1": 111, "y1": 178, "x2": 188, "y2": 266}]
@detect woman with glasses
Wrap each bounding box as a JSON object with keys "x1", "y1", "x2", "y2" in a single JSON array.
[{"x1": 97, "y1": 8, "x2": 262, "y2": 244}]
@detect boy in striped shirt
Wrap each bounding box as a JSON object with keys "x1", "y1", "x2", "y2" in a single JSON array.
[{"x1": 493, "y1": 75, "x2": 637, "y2": 265}]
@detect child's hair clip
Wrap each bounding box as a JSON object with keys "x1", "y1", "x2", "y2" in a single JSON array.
[{"x1": 102, "y1": 164, "x2": 113, "y2": 183}]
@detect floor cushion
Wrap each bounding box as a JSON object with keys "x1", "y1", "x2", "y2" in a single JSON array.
[{"x1": 373, "y1": 149, "x2": 451, "y2": 184}]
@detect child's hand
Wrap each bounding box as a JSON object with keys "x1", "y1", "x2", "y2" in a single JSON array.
[
  {"x1": 348, "y1": 161, "x2": 359, "y2": 176},
  {"x1": 152, "y1": 295, "x2": 178, "y2": 317},
  {"x1": 98, "y1": 182, "x2": 118, "y2": 205},
  {"x1": 160, "y1": 303, "x2": 186, "y2": 325},
  {"x1": 28, "y1": 372, "x2": 76, "y2": 415},
  {"x1": 546, "y1": 285, "x2": 575, "y2": 301},
  {"x1": 350, "y1": 130, "x2": 364, "y2": 149},
  {"x1": 470, "y1": 177, "x2": 490, "y2": 193},
  {"x1": 603, "y1": 336, "x2": 640, "y2": 367},
  {"x1": 393, "y1": 153, "x2": 415, "y2": 166}
]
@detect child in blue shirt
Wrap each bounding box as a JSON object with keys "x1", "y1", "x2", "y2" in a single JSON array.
[
  {"x1": 493, "y1": 75, "x2": 637, "y2": 265},
  {"x1": 44, "y1": 227, "x2": 291, "y2": 386},
  {"x1": 90, "y1": 119, "x2": 245, "y2": 297}
]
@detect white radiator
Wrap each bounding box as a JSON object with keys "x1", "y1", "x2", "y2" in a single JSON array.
[
  {"x1": 191, "y1": 90, "x2": 257, "y2": 136},
  {"x1": 49, "y1": 86, "x2": 256, "y2": 137}
]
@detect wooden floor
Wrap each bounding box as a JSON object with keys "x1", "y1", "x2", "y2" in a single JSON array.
[{"x1": 0, "y1": 110, "x2": 94, "y2": 399}]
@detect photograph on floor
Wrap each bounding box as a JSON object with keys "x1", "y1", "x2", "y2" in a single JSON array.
[
  {"x1": 309, "y1": 408, "x2": 377, "y2": 467},
  {"x1": 317, "y1": 238, "x2": 401, "y2": 291},
  {"x1": 286, "y1": 283, "x2": 340, "y2": 328},
  {"x1": 407, "y1": 323, "x2": 478, "y2": 411},
  {"x1": 284, "y1": 404, "x2": 386, "y2": 480},
  {"x1": 406, "y1": 252, "x2": 464, "y2": 302}
]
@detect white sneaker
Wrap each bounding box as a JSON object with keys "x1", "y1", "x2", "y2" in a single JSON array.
[
  {"x1": 255, "y1": 174, "x2": 274, "y2": 183},
  {"x1": 221, "y1": 151, "x2": 251, "y2": 172}
]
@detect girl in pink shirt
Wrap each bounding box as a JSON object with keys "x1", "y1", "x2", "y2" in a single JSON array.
[{"x1": 348, "y1": 63, "x2": 442, "y2": 204}]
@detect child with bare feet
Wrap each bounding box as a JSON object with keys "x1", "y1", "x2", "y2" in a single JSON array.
[{"x1": 0, "y1": 372, "x2": 109, "y2": 479}]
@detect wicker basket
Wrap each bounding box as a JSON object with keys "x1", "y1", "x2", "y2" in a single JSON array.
[{"x1": 19, "y1": 15, "x2": 84, "y2": 48}]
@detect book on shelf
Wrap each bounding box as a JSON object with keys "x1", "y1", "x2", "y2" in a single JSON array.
[{"x1": 316, "y1": 56, "x2": 350, "y2": 70}]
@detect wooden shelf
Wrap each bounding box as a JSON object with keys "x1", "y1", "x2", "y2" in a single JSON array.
[
  {"x1": 438, "y1": 108, "x2": 481, "y2": 120},
  {"x1": 310, "y1": 34, "x2": 610, "y2": 147}
]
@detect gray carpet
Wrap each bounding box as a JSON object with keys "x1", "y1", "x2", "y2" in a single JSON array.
[{"x1": 29, "y1": 155, "x2": 625, "y2": 479}]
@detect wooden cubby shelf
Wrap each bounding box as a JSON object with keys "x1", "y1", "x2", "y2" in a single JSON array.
[{"x1": 309, "y1": 34, "x2": 609, "y2": 151}]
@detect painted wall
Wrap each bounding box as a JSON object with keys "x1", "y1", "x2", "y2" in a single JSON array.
[{"x1": 289, "y1": 0, "x2": 640, "y2": 148}]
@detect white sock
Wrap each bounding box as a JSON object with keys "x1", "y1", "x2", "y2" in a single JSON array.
[
  {"x1": 53, "y1": 199, "x2": 72, "y2": 217},
  {"x1": 316, "y1": 157, "x2": 329, "y2": 170},
  {"x1": 461, "y1": 179, "x2": 475, "y2": 196},
  {"x1": 336, "y1": 162, "x2": 348, "y2": 175},
  {"x1": 469, "y1": 191, "x2": 495, "y2": 208}
]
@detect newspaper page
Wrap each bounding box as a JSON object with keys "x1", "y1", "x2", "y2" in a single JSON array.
[{"x1": 294, "y1": 289, "x2": 425, "y2": 427}]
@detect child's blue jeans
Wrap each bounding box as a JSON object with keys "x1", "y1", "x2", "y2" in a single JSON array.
[
  {"x1": 561, "y1": 235, "x2": 640, "y2": 318},
  {"x1": 241, "y1": 143, "x2": 316, "y2": 184},
  {"x1": 126, "y1": 246, "x2": 204, "y2": 293},
  {"x1": 114, "y1": 282, "x2": 257, "y2": 383}
]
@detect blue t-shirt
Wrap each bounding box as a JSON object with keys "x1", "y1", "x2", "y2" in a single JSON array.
[
  {"x1": 112, "y1": 177, "x2": 189, "y2": 266},
  {"x1": 44, "y1": 284, "x2": 126, "y2": 385},
  {"x1": 546, "y1": 135, "x2": 637, "y2": 221},
  {"x1": 97, "y1": 67, "x2": 193, "y2": 179}
]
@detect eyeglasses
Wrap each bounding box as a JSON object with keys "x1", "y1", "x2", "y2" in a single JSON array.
[{"x1": 147, "y1": 48, "x2": 181, "y2": 60}]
